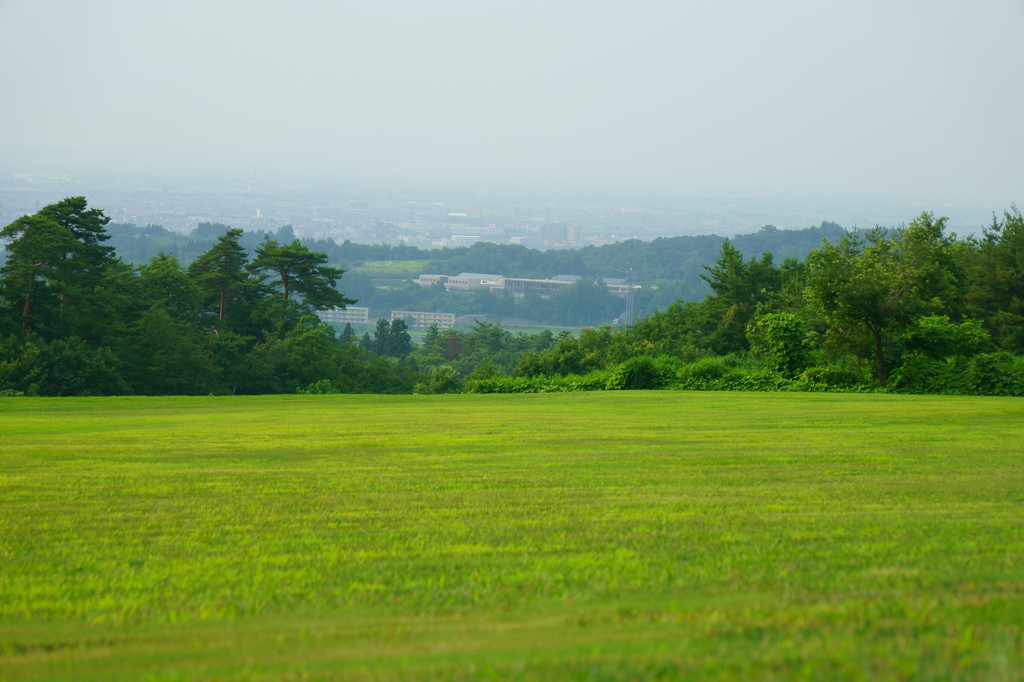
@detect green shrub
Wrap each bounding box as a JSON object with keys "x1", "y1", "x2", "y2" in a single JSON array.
[
  {"x1": 605, "y1": 356, "x2": 664, "y2": 390},
  {"x1": 887, "y1": 357, "x2": 963, "y2": 394},
  {"x1": 746, "y1": 311, "x2": 809, "y2": 376},
  {"x1": 465, "y1": 370, "x2": 610, "y2": 394},
  {"x1": 887, "y1": 350, "x2": 1024, "y2": 396},
  {"x1": 898, "y1": 315, "x2": 992, "y2": 360},
  {"x1": 0, "y1": 336, "x2": 129, "y2": 397},
  {"x1": 965, "y1": 352, "x2": 1024, "y2": 396},
  {"x1": 465, "y1": 359, "x2": 500, "y2": 383},
  {"x1": 414, "y1": 364, "x2": 463, "y2": 394},
  {"x1": 677, "y1": 356, "x2": 728, "y2": 385},
  {"x1": 675, "y1": 357, "x2": 787, "y2": 391},
  {"x1": 676, "y1": 356, "x2": 742, "y2": 390},
  {"x1": 734, "y1": 368, "x2": 788, "y2": 391},
  {"x1": 792, "y1": 359, "x2": 871, "y2": 392},
  {"x1": 297, "y1": 379, "x2": 337, "y2": 394}
]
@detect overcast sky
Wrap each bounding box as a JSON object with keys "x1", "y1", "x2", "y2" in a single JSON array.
[{"x1": 1, "y1": 0, "x2": 1022, "y2": 207}]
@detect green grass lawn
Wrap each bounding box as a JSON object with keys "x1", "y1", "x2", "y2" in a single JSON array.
[
  {"x1": 351, "y1": 260, "x2": 430, "y2": 275},
  {"x1": 1, "y1": 392, "x2": 1022, "y2": 680}
]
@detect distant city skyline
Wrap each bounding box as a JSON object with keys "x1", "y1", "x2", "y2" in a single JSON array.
[{"x1": 0, "y1": 167, "x2": 1009, "y2": 246}]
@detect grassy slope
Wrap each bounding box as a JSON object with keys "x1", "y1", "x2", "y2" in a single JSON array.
[
  {"x1": 351, "y1": 261, "x2": 430, "y2": 275},
  {"x1": 1, "y1": 392, "x2": 1022, "y2": 680}
]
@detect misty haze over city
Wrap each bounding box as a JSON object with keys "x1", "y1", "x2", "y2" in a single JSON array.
[{"x1": 2, "y1": 0, "x2": 1022, "y2": 240}]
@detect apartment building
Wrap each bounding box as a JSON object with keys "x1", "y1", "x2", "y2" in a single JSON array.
[
  {"x1": 390, "y1": 311, "x2": 457, "y2": 329},
  {"x1": 316, "y1": 306, "x2": 370, "y2": 325}
]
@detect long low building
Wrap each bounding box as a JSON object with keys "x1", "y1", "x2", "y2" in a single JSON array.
[
  {"x1": 391, "y1": 310, "x2": 457, "y2": 329},
  {"x1": 317, "y1": 306, "x2": 370, "y2": 325},
  {"x1": 414, "y1": 274, "x2": 449, "y2": 287},
  {"x1": 502, "y1": 276, "x2": 575, "y2": 296},
  {"x1": 445, "y1": 273, "x2": 504, "y2": 291},
  {"x1": 496, "y1": 275, "x2": 638, "y2": 298},
  {"x1": 414, "y1": 272, "x2": 638, "y2": 298}
]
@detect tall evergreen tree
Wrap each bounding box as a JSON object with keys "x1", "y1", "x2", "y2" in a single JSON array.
[
  {"x1": 0, "y1": 197, "x2": 117, "y2": 340},
  {"x1": 371, "y1": 318, "x2": 392, "y2": 356},
  {"x1": 138, "y1": 254, "x2": 201, "y2": 324},
  {"x1": 0, "y1": 214, "x2": 78, "y2": 335},
  {"x1": 696, "y1": 241, "x2": 781, "y2": 353},
  {"x1": 249, "y1": 237, "x2": 354, "y2": 310},
  {"x1": 188, "y1": 228, "x2": 250, "y2": 321},
  {"x1": 386, "y1": 318, "x2": 413, "y2": 358}
]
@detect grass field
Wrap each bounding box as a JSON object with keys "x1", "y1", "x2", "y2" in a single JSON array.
[
  {"x1": 1, "y1": 392, "x2": 1023, "y2": 680},
  {"x1": 351, "y1": 260, "x2": 430, "y2": 275}
]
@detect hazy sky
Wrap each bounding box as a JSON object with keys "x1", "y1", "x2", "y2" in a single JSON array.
[{"x1": 2, "y1": 0, "x2": 1022, "y2": 206}]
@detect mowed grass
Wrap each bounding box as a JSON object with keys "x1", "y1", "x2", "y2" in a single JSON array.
[
  {"x1": 1, "y1": 392, "x2": 1022, "y2": 680},
  {"x1": 350, "y1": 260, "x2": 429, "y2": 275}
]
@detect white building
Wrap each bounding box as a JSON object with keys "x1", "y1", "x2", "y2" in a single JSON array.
[
  {"x1": 317, "y1": 306, "x2": 370, "y2": 325},
  {"x1": 445, "y1": 273, "x2": 504, "y2": 291},
  {"x1": 391, "y1": 311, "x2": 457, "y2": 329},
  {"x1": 414, "y1": 274, "x2": 449, "y2": 287}
]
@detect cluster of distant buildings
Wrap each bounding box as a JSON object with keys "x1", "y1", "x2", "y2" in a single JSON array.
[
  {"x1": 316, "y1": 270, "x2": 638, "y2": 331},
  {"x1": 414, "y1": 272, "x2": 636, "y2": 296}
]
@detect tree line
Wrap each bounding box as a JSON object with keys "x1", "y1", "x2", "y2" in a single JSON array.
[
  {"x1": 448, "y1": 210, "x2": 1023, "y2": 395},
  {"x1": 99, "y1": 217, "x2": 850, "y2": 324},
  {"x1": 2, "y1": 198, "x2": 1022, "y2": 396},
  {"x1": 0, "y1": 197, "x2": 409, "y2": 395}
]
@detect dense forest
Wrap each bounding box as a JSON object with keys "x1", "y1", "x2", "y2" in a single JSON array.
[{"x1": 1, "y1": 197, "x2": 1022, "y2": 396}]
